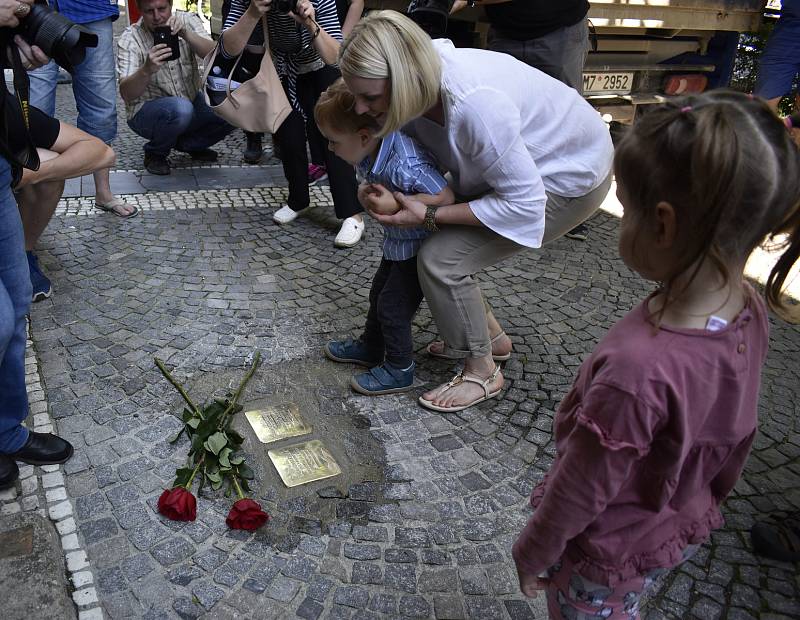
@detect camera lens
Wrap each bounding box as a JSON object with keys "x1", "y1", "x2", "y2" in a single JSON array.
[{"x1": 17, "y1": 3, "x2": 98, "y2": 73}]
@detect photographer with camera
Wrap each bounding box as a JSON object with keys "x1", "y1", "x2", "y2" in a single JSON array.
[
  {"x1": 118, "y1": 0, "x2": 235, "y2": 176},
  {"x1": 221, "y1": 0, "x2": 365, "y2": 248},
  {"x1": 341, "y1": 11, "x2": 613, "y2": 412},
  {"x1": 0, "y1": 0, "x2": 75, "y2": 487}
]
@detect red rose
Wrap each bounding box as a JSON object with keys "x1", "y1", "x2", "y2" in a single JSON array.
[
  {"x1": 226, "y1": 498, "x2": 269, "y2": 531},
  {"x1": 157, "y1": 487, "x2": 197, "y2": 521}
]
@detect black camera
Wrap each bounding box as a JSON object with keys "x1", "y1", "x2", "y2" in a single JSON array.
[
  {"x1": 407, "y1": 0, "x2": 455, "y2": 39},
  {"x1": 12, "y1": 0, "x2": 98, "y2": 73},
  {"x1": 275, "y1": 0, "x2": 299, "y2": 14}
]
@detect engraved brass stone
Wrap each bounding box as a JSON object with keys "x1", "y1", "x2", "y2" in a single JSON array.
[
  {"x1": 268, "y1": 440, "x2": 341, "y2": 488},
  {"x1": 245, "y1": 404, "x2": 312, "y2": 444}
]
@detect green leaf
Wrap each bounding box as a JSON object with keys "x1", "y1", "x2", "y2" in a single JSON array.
[
  {"x1": 230, "y1": 455, "x2": 244, "y2": 466},
  {"x1": 238, "y1": 464, "x2": 255, "y2": 480},
  {"x1": 204, "y1": 432, "x2": 228, "y2": 456},
  {"x1": 240, "y1": 478, "x2": 251, "y2": 492},
  {"x1": 206, "y1": 469, "x2": 221, "y2": 483},
  {"x1": 227, "y1": 430, "x2": 244, "y2": 447},
  {"x1": 168, "y1": 428, "x2": 185, "y2": 444},
  {"x1": 186, "y1": 417, "x2": 200, "y2": 429},
  {"x1": 182, "y1": 408, "x2": 194, "y2": 423},
  {"x1": 219, "y1": 447, "x2": 232, "y2": 468},
  {"x1": 211, "y1": 477, "x2": 223, "y2": 491}
]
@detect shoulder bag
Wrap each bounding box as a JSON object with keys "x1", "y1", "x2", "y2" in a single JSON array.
[{"x1": 202, "y1": 16, "x2": 292, "y2": 133}]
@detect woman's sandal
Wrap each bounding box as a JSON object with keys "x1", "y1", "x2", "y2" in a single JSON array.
[
  {"x1": 418, "y1": 365, "x2": 502, "y2": 413},
  {"x1": 425, "y1": 331, "x2": 512, "y2": 362}
]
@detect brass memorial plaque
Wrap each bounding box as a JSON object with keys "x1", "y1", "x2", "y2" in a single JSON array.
[
  {"x1": 268, "y1": 440, "x2": 341, "y2": 488},
  {"x1": 245, "y1": 404, "x2": 312, "y2": 444}
]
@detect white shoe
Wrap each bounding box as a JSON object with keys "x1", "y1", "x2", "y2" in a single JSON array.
[
  {"x1": 334, "y1": 216, "x2": 365, "y2": 248},
  {"x1": 273, "y1": 204, "x2": 305, "y2": 224}
]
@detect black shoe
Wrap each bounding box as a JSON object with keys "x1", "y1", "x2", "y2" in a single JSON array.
[
  {"x1": 182, "y1": 148, "x2": 218, "y2": 162},
  {"x1": 8, "y1": 432, "x2": 73, "y2": 466},
  {"x1": 565, "y1": 222, "x2": 588, "y2": 241},
  {"x1": 0, "y1": 456, "x2": 19, "y2": 490},
  {"x1": 243, "y1": 132, "x2": 263, "y2": 164},
  {"x1": 144, "y1": 152, "x2": 170, "y2": 175}
]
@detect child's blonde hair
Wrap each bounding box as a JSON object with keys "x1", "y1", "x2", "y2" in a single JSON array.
[
  {"x1": 314, "y1": 79, "x2": 380, "y2": 135},
  {"x1": 338, "y1": 10, "x2": 442, "y2": 137},
  {"x1": 614, "y1": 90, "x2": 800, "y2": 321}
]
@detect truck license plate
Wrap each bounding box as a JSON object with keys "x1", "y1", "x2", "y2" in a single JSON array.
[{"x1": 583, "y1": 72, "x2": 634, "y2": 95}]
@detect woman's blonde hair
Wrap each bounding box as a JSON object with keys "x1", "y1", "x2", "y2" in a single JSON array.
[{"x1": 338, "y1": 10, "x2": 442, "y2": 136}]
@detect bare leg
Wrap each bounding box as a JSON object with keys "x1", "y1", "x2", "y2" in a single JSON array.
[
  {"x1": 17, "y1": 180, "x2": 65, "y2": 251},
  {"x1": 427, "y1": 309, "x2": 513, "y2": 358},
  {"x1": 94, "y1": 167, "x2": 136, "y2": 216}
]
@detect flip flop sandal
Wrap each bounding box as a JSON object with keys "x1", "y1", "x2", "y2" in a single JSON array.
[
  {"x1": 418, "y1": 365, "x2": 502, "y2": 413},
  {"x1": 426, "y1": 331, "x2": 512, "y2": 362},
  {"x1": 94, "y1": 198, "x2": 140, "y2": 219},
  {"x1": 751, "y1": 519, "x2": 800, "y2": 563}
]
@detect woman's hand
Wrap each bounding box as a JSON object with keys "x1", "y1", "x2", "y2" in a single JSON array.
[
  {"x1": 0, "y1": 0, "x2": 32, "y2": 28},
  {"x1": 366, "y1": 188, "x2": 427, "y2": 227},
  {"x1": 290, "y1": 0, "x2": 316, "y2": 28},
  {"x1": 515, "y1": 567, "x2": 548, "y2": 599},
  {"x1": 247, "y1": 0, "x2": 272, "y2": 18}
]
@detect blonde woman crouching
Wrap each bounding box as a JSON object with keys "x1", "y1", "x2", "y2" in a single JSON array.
[{"x1": 340, "y1": 10, "x2": 614, "y2": 412}]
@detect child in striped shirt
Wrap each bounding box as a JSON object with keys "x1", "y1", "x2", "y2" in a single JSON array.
[{"x1": 317, "y1": 79, "x2": 454, "y2": 395}]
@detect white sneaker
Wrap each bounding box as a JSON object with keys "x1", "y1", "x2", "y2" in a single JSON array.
[
  {"x1": 273, "y1": 204, "x2": 304, "y2": 224},
  {"x1": 334, "y1": 216, "x2": 365, "y2": 248}
]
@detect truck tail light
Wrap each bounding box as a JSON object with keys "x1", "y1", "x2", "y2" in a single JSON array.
[{"x1": 663, "y1": 74, "x2": 708, "y2": 95}]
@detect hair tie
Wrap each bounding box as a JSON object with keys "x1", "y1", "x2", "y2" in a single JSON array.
[
  {"x1": 786, "y1": 116, "x2": 794, "y2": 130},
  {"x1": 680, "y1": 106, "x2": 692, "y2": 113}
]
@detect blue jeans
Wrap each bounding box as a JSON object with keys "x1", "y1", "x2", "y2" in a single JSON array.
[
  {"x1": 127, "y1": 93, "x2": 235, "y2": 157},
  {"x1": 28, "y1": 17, "x2": 117, "y2": 143},
  {"x1": 0, "y1": 157, "x2": 32, "y2": 453},
  {"x1": 754, "y1": 14, "x2": 800, "y2": 100}
]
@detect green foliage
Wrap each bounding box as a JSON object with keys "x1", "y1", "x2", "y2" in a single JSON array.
[{"x1": 154, "y1": 352, "x2": 262, "y2": 497}]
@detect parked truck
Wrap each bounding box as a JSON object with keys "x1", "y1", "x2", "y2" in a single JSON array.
[{"x1": 209, "y1": 0, "x2": 768, "y2": 122}]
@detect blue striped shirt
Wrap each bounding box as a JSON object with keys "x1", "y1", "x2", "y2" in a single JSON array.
[
  {"x1": 356, "y1": 131, "x2": 447, "y2": 261},
  {"x1": 53, "y1": 0, "x2": 119, "y2": 24}
]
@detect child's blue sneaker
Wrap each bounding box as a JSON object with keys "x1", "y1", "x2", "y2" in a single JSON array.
[
  {"x1": 324, "y1": 338, "x2": 382, "y2": 367},
  {"x1": 27, "y1": 251, "x2": 52, "y2": 303},
  {"x1": 351, "y1": 361, "x2": 415, "y2": 396}
]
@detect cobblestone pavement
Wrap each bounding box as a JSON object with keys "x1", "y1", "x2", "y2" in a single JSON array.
[{"x1": 6, "y1": 175, "x2": 796, "y2": 620}]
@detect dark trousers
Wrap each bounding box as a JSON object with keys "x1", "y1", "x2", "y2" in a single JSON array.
[
  {"x1": 361, "y1": 257, "x2": 424, "y2": 368},
  {"x1": 274, "y1": 65, "x2": 361, "y2": 218}
]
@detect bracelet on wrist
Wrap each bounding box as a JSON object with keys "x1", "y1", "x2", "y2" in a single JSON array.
[{"x1": 424, "y1": 206, "x2": 439, "y2": 232}]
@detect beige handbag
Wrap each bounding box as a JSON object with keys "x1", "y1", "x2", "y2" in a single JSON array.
[{"x1": 202, "y1": 17, "x2": 291, "y2": 133}]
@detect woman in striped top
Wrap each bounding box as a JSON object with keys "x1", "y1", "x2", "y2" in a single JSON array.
[{"x1": 221, "y1": 0, "x2": 365, "y2": 247}]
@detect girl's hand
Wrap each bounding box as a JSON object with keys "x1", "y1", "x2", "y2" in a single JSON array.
[
  {"x1": 291, "y1": 0, "x2": 316, "y2": 27},
  {"x1": 247, "y1": 0, "x2": 272, "y2": 17},
  {"x1": 516, "y1": 567, "x2": 548, "y2": 598}
]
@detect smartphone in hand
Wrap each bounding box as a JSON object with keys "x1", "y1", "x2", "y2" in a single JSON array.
[{"x1": 153, "y1": 26, "x2": 181, "y2": 61}]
